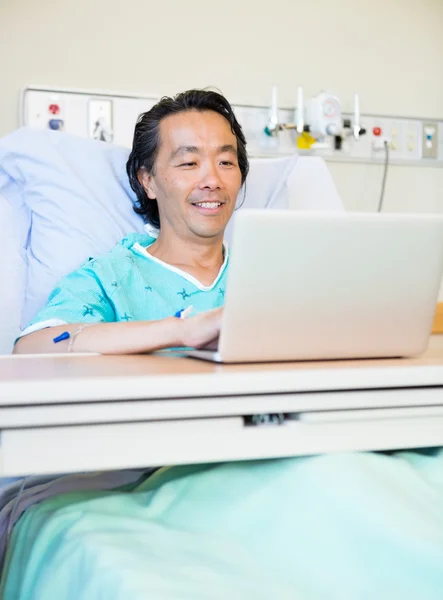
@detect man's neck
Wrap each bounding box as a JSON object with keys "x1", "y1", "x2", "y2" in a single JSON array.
[{"x1": 146, "y1": 228, "x2": 225, "y2": 287}]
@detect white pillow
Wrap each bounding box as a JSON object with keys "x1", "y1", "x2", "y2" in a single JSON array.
[
  {"x1": 0, "y1": 194, "x2": 28, "y2": 353},
  {"x1": 0, "y1": 128, "x2": 145, "y2": 330}
]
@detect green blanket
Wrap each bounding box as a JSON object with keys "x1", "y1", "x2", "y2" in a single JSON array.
[{"x1": 2, "y1": 450, "x2": 443, "y2": 599}]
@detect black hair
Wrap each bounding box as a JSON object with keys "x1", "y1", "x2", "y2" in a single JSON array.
[{"x1": 126, "y1": 89, "x2": 249, "y2": 228}]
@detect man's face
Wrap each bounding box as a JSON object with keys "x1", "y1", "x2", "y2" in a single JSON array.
[{"x1": 139, "y1": 110, "x2": 243, "y2": 241}]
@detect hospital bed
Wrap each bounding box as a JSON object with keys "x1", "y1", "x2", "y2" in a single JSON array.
[{"x1": 0, "y1": 128, "x2": 442, "y2": 599}]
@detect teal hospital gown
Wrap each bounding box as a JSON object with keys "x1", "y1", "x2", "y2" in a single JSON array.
[{"x1": 24, "y1": 233, "x2": 228, "y2": 333}]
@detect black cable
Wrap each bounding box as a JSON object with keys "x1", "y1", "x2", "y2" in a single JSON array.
[
  {"x1": 6, "y1": 476, "x2": 28, "y2": 539},
  {"x1": 377, "y1": 140, "x2": 389, "y2": 212}
]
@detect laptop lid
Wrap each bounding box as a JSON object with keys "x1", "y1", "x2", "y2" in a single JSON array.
[{"x1": 213, "y1": 210, "x2": 443, "y2": 363}]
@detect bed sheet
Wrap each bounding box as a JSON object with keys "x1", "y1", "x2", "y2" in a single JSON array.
[{"x1": 2, "y1": 449, "x2": 443, "y2": 600}]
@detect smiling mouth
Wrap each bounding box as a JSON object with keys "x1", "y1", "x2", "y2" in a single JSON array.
[{"x1": 193, "y1": 201, "x2": 223, "y2": 208}]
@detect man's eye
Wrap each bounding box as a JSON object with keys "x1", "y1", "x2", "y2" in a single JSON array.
[
  {"x1": 179, "y1": 162, "x2": 197, "y2": 167},
  {"x1": 220, "y1": 161, "x2": 235, "y2": 166}
]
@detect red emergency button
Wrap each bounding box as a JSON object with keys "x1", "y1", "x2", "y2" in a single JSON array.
[
  {"x1": 48, "y1": 104, "x2": 60, "y2": 115},
  {"x1": 372, "y1": 126, "x2": 382, "y2": 136}
]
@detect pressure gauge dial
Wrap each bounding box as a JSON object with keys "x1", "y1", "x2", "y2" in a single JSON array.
[{"x1": 323, "y1": 99, "x2": 338, "y2": 118}]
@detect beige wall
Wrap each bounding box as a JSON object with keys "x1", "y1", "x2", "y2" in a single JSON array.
[
  {"x1": 1, "y1": 0, "x2": 443, "y2": 296},
  {"x1": 1, "y1": 0, "x2": 443, "y2": 131}
]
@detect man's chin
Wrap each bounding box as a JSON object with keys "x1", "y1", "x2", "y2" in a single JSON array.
[{"x1": 189, "y1": 223, "x2": 226, "y2": 240}]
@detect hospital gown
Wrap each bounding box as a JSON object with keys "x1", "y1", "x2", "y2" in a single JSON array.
[{"x1": 24, "y1": 233, "x2": 228, "y2": 333}]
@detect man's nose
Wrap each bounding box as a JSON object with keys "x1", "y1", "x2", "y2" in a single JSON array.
[{"x1": 198, "y1": 161, "x2": 222, "y2": 190}]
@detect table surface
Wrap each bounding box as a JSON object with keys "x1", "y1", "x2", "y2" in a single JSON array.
[{"x1": 1, "y1": 336, "x2": 442, "y2": 405}]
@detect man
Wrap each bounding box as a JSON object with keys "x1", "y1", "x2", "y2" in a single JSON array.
[{"x1": 14, "y1": 90, "x2": 249, "y2": 355}]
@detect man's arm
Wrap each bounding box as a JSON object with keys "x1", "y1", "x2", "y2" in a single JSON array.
[{"x1": 13, "y1": 309, "x2": 222, "y2": 355}]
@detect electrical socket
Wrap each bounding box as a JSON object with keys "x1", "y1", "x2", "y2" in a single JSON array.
[
  {"x1": 422, "y1": 122, "x2": 438, "y2": 159},
  {"x1": 88, "y1": 99, "x2": 113, "y2": 142},
  {"x1": 372, "y1": 137, "x2": 390, "y2": 152}
]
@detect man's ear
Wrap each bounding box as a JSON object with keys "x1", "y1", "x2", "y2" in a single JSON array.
[{"x1": 137, "y1": 168, "x2": 156, "y2": 200}]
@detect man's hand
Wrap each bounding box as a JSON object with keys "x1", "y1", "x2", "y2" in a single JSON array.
[{"x1": 180, "y1": 307, "x2": 223, "y2": 349}]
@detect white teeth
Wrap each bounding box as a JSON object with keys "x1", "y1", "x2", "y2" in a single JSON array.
[{"x1": 195, "y1": 202, "x2": 221, "y2": 208}]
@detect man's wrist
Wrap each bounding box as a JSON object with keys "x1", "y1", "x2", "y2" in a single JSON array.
[{"x1": 162, "y1": 316, "x2": 187, "y2": 348}]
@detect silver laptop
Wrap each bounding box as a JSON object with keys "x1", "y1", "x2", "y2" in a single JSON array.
[{"x1": 185, "y1": 210, "x2": 443, "y2": 363}]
